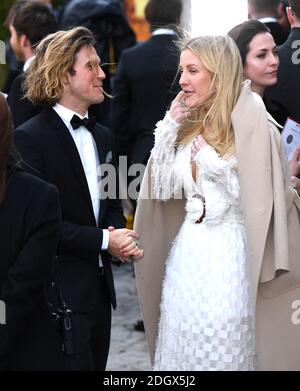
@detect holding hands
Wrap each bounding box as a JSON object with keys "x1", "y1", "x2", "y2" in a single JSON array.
[{"x1": 107, "y1": 227, "x2": 143, "y2": 262}]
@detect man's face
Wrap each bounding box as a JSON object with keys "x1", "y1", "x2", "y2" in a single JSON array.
[
  {"x1": 63, "y1": 45, "x2": 106, "y2": 112},
  {"x1": 9, "y1": 24, "x2": 24, "y2": 62}
]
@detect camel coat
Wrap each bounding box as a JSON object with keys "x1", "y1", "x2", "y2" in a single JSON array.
[{"x1": 134, "y1": 82, "x2": 300, "y2": 370}]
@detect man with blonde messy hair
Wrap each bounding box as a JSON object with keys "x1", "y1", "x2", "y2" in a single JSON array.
[{"x1": 14, "y1": 26, "x2": 143, "y2": 371}]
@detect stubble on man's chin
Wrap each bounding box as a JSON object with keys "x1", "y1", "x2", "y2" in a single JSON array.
[{"x1": 96, "y1": 92, "x2": 105, "y2": 104}]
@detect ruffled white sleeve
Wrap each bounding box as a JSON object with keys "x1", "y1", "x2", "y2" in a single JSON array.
[
  {"x1": 151, "y1": 112, "x2": 181, "y2": 200},
  {"x1": 194, "y1": 145, "x2": 239, "y2": 201}
]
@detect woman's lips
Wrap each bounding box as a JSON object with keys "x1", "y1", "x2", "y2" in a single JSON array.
[
  {"x1": 183, "y1": 91, "x2": 193, "y2": 97},
  {"x1": 266, "y1": 70, "x2": 278, "y2": 76}
]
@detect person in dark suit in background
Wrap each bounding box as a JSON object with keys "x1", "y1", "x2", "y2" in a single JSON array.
[
  {"x1": 6, "y1": 0, "x2": 57, "y2": 127},
  {"x1": 248, "y1": 0, "x2": 289, "y2": 45},
  {"x1": 265, "y1": 0, "x2": 300, "y2": 126},
  {"x1": 111, "y1": 0, "x2": 182, "y2": 332},
  {"x1": 14, "y1": 27, "x2": 143, "y2": 371},
  {"x1": 111, "y1": 0, "x2": 182, "y2": 170},
  {"x1": 0, "y1": 92, "x2": 64, "y2": 370}
]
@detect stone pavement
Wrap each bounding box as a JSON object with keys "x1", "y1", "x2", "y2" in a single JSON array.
[{"x1": 106, "y1": 262, "x2": 152, "y2": 371}]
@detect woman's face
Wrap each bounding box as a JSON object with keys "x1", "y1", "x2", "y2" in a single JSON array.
[
  {"x1": 179, "y1": 49, "x2": 212, "y2": 108},
  {"x1": 244, "y1": 32, "x2": 279, "y2": 93}
]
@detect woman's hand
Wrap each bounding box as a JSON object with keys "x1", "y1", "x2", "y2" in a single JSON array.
[
  {"x1": 289, "y1": 147, "x2": 300, "y2": 177},
  {"x1": 291, "y1": 176, "x2": 300, "y2": 195},
  {"x1": 169, "y1": 91, "x2": 191, "y2": 123},
  {"x1": 191, "y1": 135, "x2": 208, "y2": 160}
]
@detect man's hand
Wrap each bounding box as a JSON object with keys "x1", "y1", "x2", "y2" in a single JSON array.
[{"x1": 108, "y1": 228, "x2": 143, "y2": 262}]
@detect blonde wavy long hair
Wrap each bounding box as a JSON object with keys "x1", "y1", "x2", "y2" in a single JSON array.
[
  {"x1": 24, "y1": 27, "x2": 97, "y2": 105},
  {"x1": 176, "y1": 35, "x2": 243, "y2": 157}
]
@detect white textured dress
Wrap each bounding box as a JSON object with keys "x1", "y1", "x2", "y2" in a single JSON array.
[{"x1": 151, "y1": 113, "x2": 256, "y2": 371}]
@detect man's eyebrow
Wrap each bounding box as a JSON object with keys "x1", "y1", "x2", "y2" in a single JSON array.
[{"x1": 87, "y1": 58, "x2": 101, "y2": 66}]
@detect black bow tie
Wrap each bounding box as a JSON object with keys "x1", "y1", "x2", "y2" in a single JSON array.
[{"x1": 70, "y1": 114, "x2": 96, "y2": 133}]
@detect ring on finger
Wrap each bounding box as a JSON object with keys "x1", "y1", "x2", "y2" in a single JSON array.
[{"x1": 180, "y1": 99, "x2": 187, "y2": 108}]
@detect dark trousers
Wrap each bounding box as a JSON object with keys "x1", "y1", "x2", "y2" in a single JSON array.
[{"x1": 64, "y1": 273, "x2": 112, "y2": 371}]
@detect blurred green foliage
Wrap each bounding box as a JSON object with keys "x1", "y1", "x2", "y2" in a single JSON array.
[
  {"x1": 0, "y1": 0, "x2": 14, "y2": 41},
  {"x1": 0, "y1": 0, "x2": 64, "y2": 41}
]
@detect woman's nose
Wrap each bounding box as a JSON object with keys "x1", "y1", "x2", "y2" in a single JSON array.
[
  {"x1": 179, "y1": 72, "x2": 187, "y2": 86},
  {"x1": 270, "y1": 53, "x2": 279, "y2": 67}
]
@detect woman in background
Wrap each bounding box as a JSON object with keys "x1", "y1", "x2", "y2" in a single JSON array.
[
  {"x1": 0, "y1": 93, "x2": 64, "y2": 370},
  {"x1": 228, "y1": 19, "x2": 300, "y2": 194}
]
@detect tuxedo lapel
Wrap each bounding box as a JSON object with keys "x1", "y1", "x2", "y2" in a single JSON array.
[
  {"x1": 92, "y1": 127, "x2": 108, "y2": 225},
  {"x1": 92, "y1": 128, "x2": 105, "y2": 166},
  {"x1": 42, "y1": 107, "x2": 96, "y2": 222}
]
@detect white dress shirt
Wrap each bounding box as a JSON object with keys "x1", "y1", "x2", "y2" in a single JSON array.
[
  {"x1": 258, "y1": 17, "x2": 278, "y2": 24},
  {"x1": 152, "y1": 28, "x2": 177, "y2": 36},
  {"x1": 53, "y1": 104, "x2": 109, "y2": 262},
  {"x1": 23, "y1": 56, "x2": 35, "y2": 72}
]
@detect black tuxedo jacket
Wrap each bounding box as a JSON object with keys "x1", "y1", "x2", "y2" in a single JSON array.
[
  {"x1": 265, "y1": 28, "x2": 300, "y2": 126},
  {"x1": 14, "y1": 107, "x2": 125, "y2": 312},
  {"x1": 0, "y1": 165, "x2": 64, "y2": 370},
  {"x1": 7, "y1": 72, "x2": 43, "y2": 128},
  {"x1": 111, "y1": 34, "x2": 180, "y2": 164}
]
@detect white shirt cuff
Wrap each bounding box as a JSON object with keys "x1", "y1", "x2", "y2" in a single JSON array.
[{"x1": 101, "y1": 229, "x2": 109, "y2": 250}]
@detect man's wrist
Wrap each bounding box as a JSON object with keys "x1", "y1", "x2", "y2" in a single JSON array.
[{"x1": 101, "y1": 229, "x2": 109, "y2": 250}]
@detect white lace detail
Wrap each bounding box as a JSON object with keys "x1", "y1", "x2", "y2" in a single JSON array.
[
  {"x1": 154, "y1": 138, "x2": 255, "y2": 371},
  {"x1": 151, "y1": 112, "x2": 180, "y2": 200},
  {"x1": 194, "y1": 145, "x2": 240, "y2": 200}
]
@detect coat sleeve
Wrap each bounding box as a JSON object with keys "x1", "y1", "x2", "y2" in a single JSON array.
[
  {"x1": 269, "y1": 122, "x2": 300, "y2": 213},
  {"x1": 0, "y1": 184, "x2": 61, "y2": 368},
  {"x1": 14, "y1": 129, "x2": 104, "y2": 254},
  {"x1": 259, "y1": 121, "x2": 300, "y2": 284}
]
